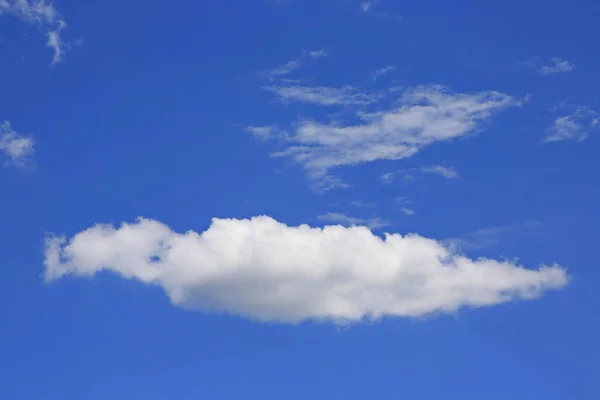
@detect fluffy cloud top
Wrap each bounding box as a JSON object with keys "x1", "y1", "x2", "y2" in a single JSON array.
[
  {"x1": 0, "y1": 0, "x2": 68, "y2": 64},
  {"x1": 0, "y1": 121, "x2": 35, "y2": 167},
  {"x1": 45, "y1": 216, "x2": 568, "y2": 324}
]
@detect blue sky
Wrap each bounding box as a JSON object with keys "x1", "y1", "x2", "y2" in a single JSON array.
[{"x1": 1, "y1": 0, "x2": 599, "y2": 398}]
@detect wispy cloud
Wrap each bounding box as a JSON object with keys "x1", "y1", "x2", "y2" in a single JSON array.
[
  {"x1": 544, "y1": 107, "x2": 599, "y2": 142},
  {"x1": 360, "y1": 0, "x2": 402, "y2": 21},
  {"x1": 263, "y1": 49, "x2": 328, "y2": 78},
  {"x1": 382, "y1": 165, "x2": 458, "y2": 183},
  {"x1": 0, "y1": 121, "x2": 35, "y2": 168},
  {"x1": 266, "y1": 85, "x2": 517, "y2": 189},
  {"x1": 421, "y1": 165, "x2": 458, "y2": 179},
  {"x1": 0, "y1": 0, "x2": 70, "y2": 64},
  {"x1": 317, "y1": 212, "x2": 391, "y2": 230},
  {"x1": 245, "y1": 125, "x2": 281, "y2": 141},
  {"x1": 539, "y1": 58, "x2": 574, "y2": 75},
  {"x1": 400, "y1": 207, "x2": 415, "y2": 216},
  {"x1": 393, "y1": 196, "x2": 414, "y2": 205},
  {"x1": 445, "y1": 221, "x2": 544, "y2": 251},
  {"x1": 372, "y1": 65, "x2": 396, "y2": 80},
  {"x1": 394, "y1": 197, "x2": 416, "y2": 215},
  {"x1": 349, "y1": 200, "x2": 376, "y2": 208},
  {"x1": 44, "y1": 216, "x2": 568, "y2": 323},
  {"x1": 263, "y1": 84, "x2": 381, "y2": 106},
  {"x1": 381, "y1": 170, "x2": 415, "y2": 184}
]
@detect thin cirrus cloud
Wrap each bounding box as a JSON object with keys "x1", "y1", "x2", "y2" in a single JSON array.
[
  {"x1": 400, "y1": 207, "x2": 415, "y2": 216},
  {"x1": 538, "y1": 58, "x2": 574, "y2": 75},
  {"x1": 394, "y1": 196, "x2": 416, "y2": 215},
  {"x1": 381, "y1": 170, "x2": 415, "y2": 184},
  {"x1": 544, "y1": 107, "x2": 599, "y2": 142},
  {"x1": 360, "y1": 0, "x2": 402, "y2": 21},
  {"x1": 0, "y1": 0, "x2": 69, "y2": 64},
  {"x1": 263, "y1": 84, "x2": 382, "y2": 106},
  {"x1": 44, "y1": 216, "x2": 569, "y2": 324},
  {"x1": 245, "y1": 125, "x2": 279, "y2": 141},
  {"x1": 349, "y1": 200, "x2": 377, "y2": 208},
  {"x1": 421, "y1": 165, "x2": 459, "y2": 179},
  {"x1": 263, "y1": 49, "x2": 328, "y2": 78},
  {"x1": 444, "y1": 221, "x2": 544, "y2": 251},
  {"x1": 382, "y1": 165, "x2": 459, "y2": 183},
  {"x1": 372, "y1": 65, "x2": 396, "y2": 80},
  {"x1": 0, "y1": 121, "x2": 35, "y2": 167},
  {"x1": 256, "y1": 85, "x2": 518, "y2": 191},
  {"x1": 316, "y1": 212, "x2": 391, "y2": 230}
]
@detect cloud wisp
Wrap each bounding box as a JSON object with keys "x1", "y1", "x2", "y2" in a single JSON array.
[
  {"x1": 44, "y1": 216, "x2": 569, "y2": 324},
  {"x1": 444, "y1": 221, "x2": 544, "y2": 251},
  {"x1": 421, "y1": 165, "x2": 459, "y2": 179},
  {"x1": 544, "y1": 107, "x2": 599, "y2": 143},
  {"x1": 538, "y1": 58, "x2": 574, "y2": 75},
  {"x1": 263, "y1": 84, "x2": 381, "y2": 106},
  {"x1": 380, "y1": 165, "x2": 459, "y2": 184},
  {"x1": 372, "y1": 65, "x2": 396, "y2": 80},
  {"x1": 263, "y1": 49, "x2": 327, "y2": 78},
  {"x1": 394, "y1": 196, "x2": 416, "y2": 215},
  {"x1": 265, "y1": 85, "x2": 518, "y2": 190},
  {"x1": 381, "y1": 170, "x2": 415, "y2": 184},
  {"x1": 0, "y1": 121, "x2": 35, "y2": 167},
  {"x1": 0, "y1": 0, "x2": 69, "y2": 64},
  {"x1": 360, "y1": 0, "x2": 402, "y2": 21},
  {"x1": 317, "y1": 212, "x2": 391, "y2": 230}
]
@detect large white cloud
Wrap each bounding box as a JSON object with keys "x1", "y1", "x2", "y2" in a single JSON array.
[{"x1": 44, "y1": 216, "x2": 568, "y2": 324}]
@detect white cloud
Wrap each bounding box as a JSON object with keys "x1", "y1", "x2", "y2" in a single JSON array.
[
  {"x1": 539, "y1": 58, "x2": 574, "y2": 75},
  {"x1": 372, "y1": 65, "x2": 396, "y2": 80},
  {"x1": 44, "y1": 216, "x2": 568, "y2": 323},
  {"x1": 317, "y1": 212, "x2": 390, "y2": 230},
  {"x1": 544, "y1": 107, "x2": 599, "y2": 142},
  {"x1": 265, "y1": 85, "x2": 517, "y2": 188},
  {"x1": 421, "y1": 165, "x2": 458, "y2": 179},
  {"x1": 0, "y1": 0, "x2": 69, "y2": 64},
  {"x1": 263, "y1": 84, "x2": 381, "y2": 106},
  {"x1": 264, "y1": 49, "x2": 328, "y2": 78},
  {"x1": 0, "y1": 120, "x2": 35, "y2": 167}
]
